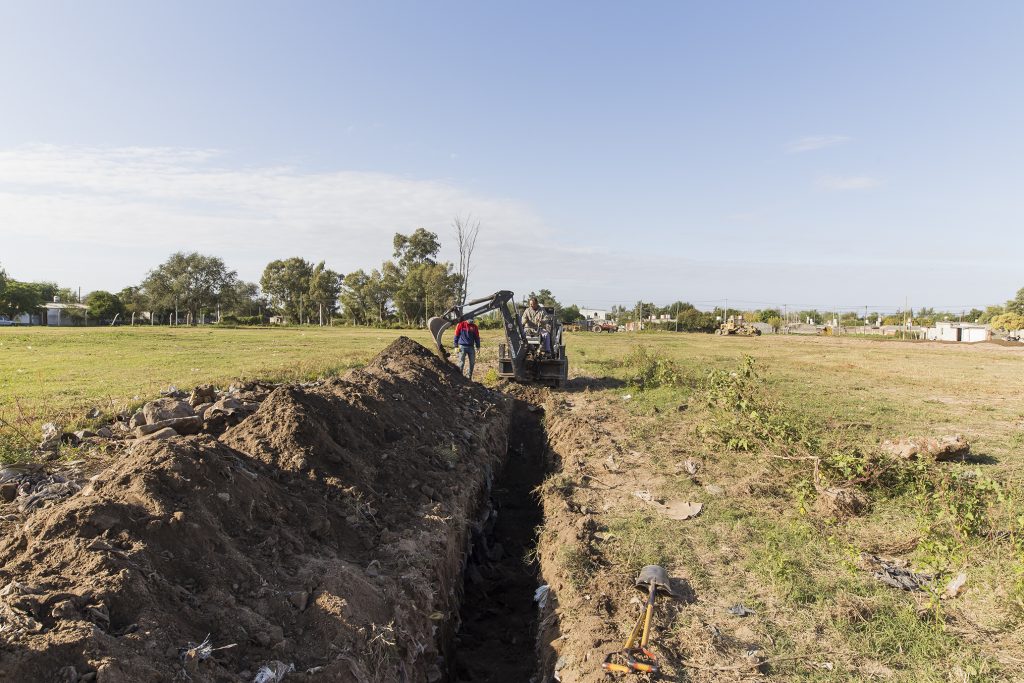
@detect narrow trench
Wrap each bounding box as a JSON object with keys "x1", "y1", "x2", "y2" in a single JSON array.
[{"x1": 447, "y1": 400, "x2": 550, "y2": 682}]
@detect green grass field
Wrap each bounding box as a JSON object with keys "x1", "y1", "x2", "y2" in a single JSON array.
[
  {"x1": 3, "y1": 325, "x2": 1024, "y2": 678},
  {"x1": 3, "y1": 326, "x2": 1023, "y2": 465}
]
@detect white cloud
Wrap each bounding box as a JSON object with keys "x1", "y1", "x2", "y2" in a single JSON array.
[
  {"x1": 816, "y1": 174, "x2": 880, "y2": 191},
  {"x1": 786, "y1": 135, "x2": 850, "y2": 153},
  {"x1": 0, "y1": 144, "x2": 551, "y2": 281}
]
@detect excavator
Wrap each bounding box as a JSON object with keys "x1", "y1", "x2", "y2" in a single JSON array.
[{"x1": 427, "y1": 290, "x2": 569, "y2": 387}]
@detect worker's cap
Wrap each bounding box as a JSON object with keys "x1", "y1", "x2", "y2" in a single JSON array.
[{"x1": 467, "y1": 316, "x2": 475, "y2": 321}]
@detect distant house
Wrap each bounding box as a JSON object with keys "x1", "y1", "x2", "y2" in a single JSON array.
[
  {"x1": 579, "y1": 308, "x2": 608, "y2": 321},
  {"x1": 268, "y1": 315, "x2": 288, "y2": 325},
  {"x1": 40, "y1": 301, "x2": 89, "y2": 326},
  {"x1": 926, "y1": 321, "x2": 990, "y2": 343}
]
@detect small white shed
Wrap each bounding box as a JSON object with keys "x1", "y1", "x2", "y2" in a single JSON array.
[{"x1": 926, "y1": 322, "x2": 990, "y2": 343}]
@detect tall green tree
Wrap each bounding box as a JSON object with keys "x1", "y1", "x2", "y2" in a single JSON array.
[
  {"x1": 118, "y1": 286, "x2": 151, "y2": 321},
  {"x1": 85, "y1": 291, "x2": 124, "y2": 320},
  {"x1": 260, "y1": 257, "x2": 314, "y2": 322},
  {"x1": 142, "y1": 252, "x2": 238, "y2": 323},
  {"x1": 220, "y1": 281, "x2": 265, "y2": 318},
  {"x1": 393, "y1": 228, "x2": 441, "y2": 270},
  {"x1": 558, "y1": 304, "x2": 580, "y2": 324},
  {"x1": 523, "y1": 289, "x2": 559, "y2": 308},
  {"x1": 1006, "y1": 287, "x2": 1024, "y2": 316},
  {"x1": 340, "y1": 270, "x2": 372, "y2": 325},
  {"x1": 0, "y1": 281, "x2": 57, "y2": 318},
  {"x1": 387, "y1": 229, "x2": 460, "y2": 325},
  {"x1": 308, "y1": 262, "x2": 343, "y2": 322},
  {"x1": 0, "y1": 264, "x2": 7, "y2": 302}
]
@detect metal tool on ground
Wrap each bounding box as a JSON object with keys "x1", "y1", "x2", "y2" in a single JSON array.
[{"x1": 602, "y1": 564, "x2": 675, "y2": 675}]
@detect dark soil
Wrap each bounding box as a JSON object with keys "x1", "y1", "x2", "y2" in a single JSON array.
[{"x1": 450, "y1": 401, "x2": 548, "y2": 682}]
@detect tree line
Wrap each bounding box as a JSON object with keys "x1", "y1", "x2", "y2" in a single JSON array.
[
  {"x1": 0, "y1": 227, "x2": 468, "y2": 326},
  {"x1": 3, "y1": 248, "x2": 1022, "y2": 332}
]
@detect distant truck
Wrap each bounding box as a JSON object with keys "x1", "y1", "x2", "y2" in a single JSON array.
[{"x1": 590, "y1": 320, "x2": 618, "y2": 332}]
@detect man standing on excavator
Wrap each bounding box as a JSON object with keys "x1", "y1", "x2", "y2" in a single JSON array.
[
  {"x1": 452, "y1": 316, "x2": 481, "y2": 379},
  {"x1": 522, "y1": 297, "x2": 553, "y2": 354}
]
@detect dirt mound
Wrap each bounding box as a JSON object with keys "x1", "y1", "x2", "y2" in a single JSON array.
[{"x1": 0, "y1": 337, "x2": 511, "y2": 683}]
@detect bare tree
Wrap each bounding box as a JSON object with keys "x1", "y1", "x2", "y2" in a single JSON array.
[{"x1": 452, "y1": 214, "x2": 480, "y2": 305}]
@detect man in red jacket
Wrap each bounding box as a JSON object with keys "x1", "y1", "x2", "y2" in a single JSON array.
[{"x1": 452, "y1": 317, "x2": 482, "y2": 379}]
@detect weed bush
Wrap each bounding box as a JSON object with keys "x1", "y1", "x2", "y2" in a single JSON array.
[
  {"x1": 620, "y1": 346, "x2": 683, "y2": 389},
  {"x1": 696, "y1": 355, "x2": 1024, "y2": 617}
]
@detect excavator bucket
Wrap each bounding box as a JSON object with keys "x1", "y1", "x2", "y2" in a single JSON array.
[{"x1": 427, "y1": 316, "x2": 451, "y2": 359}]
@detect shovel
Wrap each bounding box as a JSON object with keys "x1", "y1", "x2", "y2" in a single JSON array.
[{"x1": 602, "y1": 565, "x2": 674, "y2": 675}]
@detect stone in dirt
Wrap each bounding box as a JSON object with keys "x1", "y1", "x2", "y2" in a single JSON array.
[
  {"x1": 660, "y1": 500, "x2": 703, "y2": 520},
  {"x1": 814, "y1": 486, "x2": 870, "y2": 518},
  {"x1": 134, "y1": 415, "x2": 203, "y2": 437},
  {"x1": 188, "y1": 384, "x2": 218, "y2": 407},
  {"x1": 206, "y1": 397, "x2": 243, "y2": 418},
  {"x1": 141, "y1": 398, "x2": 195, "y2": 425},
  {"x1": 880, "y1": 434, "x2": 970, "y2": 461},
  {"x1": 137, "y1": 426, "x2": 178, "y2": 441},
  {"x1": 39, "y1": 422, "x2": 61, "y2": 451},
  {"x1": 0, "y1": 337, "x2": 510, "y2": 682}
]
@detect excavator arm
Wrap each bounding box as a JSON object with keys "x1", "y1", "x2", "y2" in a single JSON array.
[{"x1": 427, "y1": 290, "x2": 528, "y2": 377}]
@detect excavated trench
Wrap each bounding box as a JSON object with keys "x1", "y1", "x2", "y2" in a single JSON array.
[
  {"x1": 447, "y1": 400, "x2": 550, "y2": 682},
  {"x1": 0, "y1": 339, "x2": 565, "y2": 683}
]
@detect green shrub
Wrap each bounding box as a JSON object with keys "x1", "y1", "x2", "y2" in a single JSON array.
[{"x1": 620, "y1": 346, "x2": 683, "y2": 389}]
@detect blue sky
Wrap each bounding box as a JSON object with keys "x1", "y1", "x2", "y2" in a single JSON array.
[{"x1": 1, "y1": 1, "x2": 1021, "y2": 312}]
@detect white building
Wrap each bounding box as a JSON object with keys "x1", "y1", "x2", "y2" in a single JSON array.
[
  {"x1": 578, "y1": 308, "x2": 608, "y2": 321},
  {"x1": 926, "y1": 321, "x2": 990, "y2": 343},
  {"x1": 40, "y1": 301, "x2": 89, "y2": 326}
]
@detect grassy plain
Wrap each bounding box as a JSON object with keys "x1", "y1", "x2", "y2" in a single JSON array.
[
  {"x1": 559, "y1": 332, "x2": 1024, "y2": 681},
  {"x1": 0, "y1": 326, "x2": 433, "y2": 457},
  {"x1": 3, "y1": 325, "x2": 1024, "y2": 679}
]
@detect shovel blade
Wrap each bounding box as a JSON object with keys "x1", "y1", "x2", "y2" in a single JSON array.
[{"x1": 635, "y1": 564, "x2": 674, "y2": 597}]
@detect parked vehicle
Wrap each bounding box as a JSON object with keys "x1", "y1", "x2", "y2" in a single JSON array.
[
  {"x1": 716, "y1": 315, "x2": 761, "y2": 336},
  {"x1": 0, "y1": 316, "x2": 14, "y2": 327},
  {"x1": 590, "y1": 320, "x2": 618, "y2": 332}
]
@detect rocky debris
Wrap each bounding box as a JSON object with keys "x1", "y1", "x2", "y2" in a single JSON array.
[
  {"x1": 142, "y1": 398, "x2": 195, "y2": 425},
  {"x1": 134, "y1": 415, "x2": 203, "y2": 437},
  {"x1": 814, "y1": 485, "x2": 870, "y2": 518},
  {"x1": 0, "y1": 464, "x2": 82, "y2": 513},
  {"x1": 135, "y1": 427, "x2": 178, "y2": 442},
  {"x1": 880, "y1": 434, "x2": 971, "y2": 461},
  {"x1": 860, "y1": 553, "x2": 933, "y2": 591},
  {"x1": 207, "y1": 397, "x2": 244, "y2": 418},
  {"x1": 944, "y1": 572, "x2": 968, "y2": 599},
  {"x1": 188, "y1": 384, "x2": 218, "y2": 407},
  {"x1": 39, "y1": 422, "x2": 61, "y2": 451},
  {"x1": 0, "y1": 337, "x2": 511, "y2": 682},
  {"x1": 29, "y1": 382, "x2": 276, "y2": 459}
]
